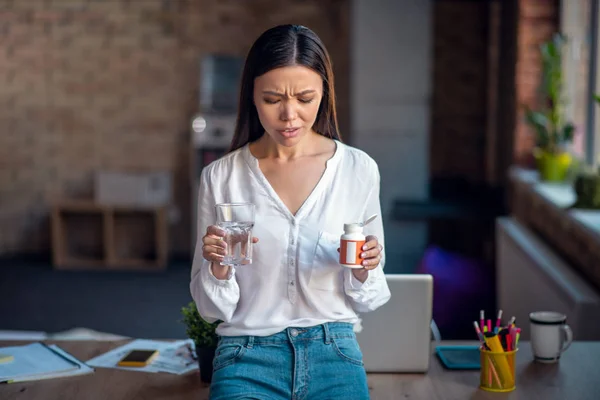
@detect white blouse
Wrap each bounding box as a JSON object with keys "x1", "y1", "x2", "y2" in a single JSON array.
[{"x1": 190, "y1": 140, "x2": 391, "y2": 337}]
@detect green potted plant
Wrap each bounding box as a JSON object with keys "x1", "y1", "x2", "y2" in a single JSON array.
[
  {"x1": 572, "y1": 165, "x2": 600, "y2": 209},
  {"x1": 180, "y1": 301, "x2": 220, "y2": 383},
  {"x1": 524, "y1": 33, "x2": 575, "y2": 182},
  {"x1": 570, "y1": 94, "x2": 600, "y2": 208}
]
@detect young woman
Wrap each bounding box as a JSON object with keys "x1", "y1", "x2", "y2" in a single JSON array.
[{"x1": 190, "y1": 24, "x2": 391, "y2": 400}]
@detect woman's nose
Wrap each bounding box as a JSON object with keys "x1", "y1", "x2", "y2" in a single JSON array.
[{"x1": 280, "y1": 102, "x2": 297, "y2": 121}]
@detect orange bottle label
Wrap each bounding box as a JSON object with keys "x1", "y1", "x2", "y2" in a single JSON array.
[{"x1": 340, "y1": 239, "x2": 366, "y2": 265}]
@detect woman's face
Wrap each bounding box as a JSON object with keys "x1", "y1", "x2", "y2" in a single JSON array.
[{"x1": 253, "y1": 65, "x2": 323, "y2": 146}]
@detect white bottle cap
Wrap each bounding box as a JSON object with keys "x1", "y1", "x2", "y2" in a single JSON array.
[{"x1": 343, "y1": 223, "x2": 363, "y2": 234}]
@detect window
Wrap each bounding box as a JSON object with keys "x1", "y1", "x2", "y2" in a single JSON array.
[{"x1": 561, "y1": 0, "x2": 597, "y2": 163}]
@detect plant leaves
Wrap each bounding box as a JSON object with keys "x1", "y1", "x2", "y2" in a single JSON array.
[
  {"x1": 562, "y1": 122, "x2": 575, "y2": 143},
  {"x1": 180, "y1": 302, "x2": 220, "y2": 349},
  {"x1": 524, "y1": 106, "x2": 550, "y2": 147},
  {"x1": 524, "y1": 33, "x2": 573, "y2": 153}
]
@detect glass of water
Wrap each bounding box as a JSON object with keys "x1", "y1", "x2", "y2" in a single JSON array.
[{"x1": 215, "y1": 203, "x2": 255, "y2": 266}]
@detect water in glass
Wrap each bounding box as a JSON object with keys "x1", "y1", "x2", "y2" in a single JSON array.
[
  {"x1": 217, "y1": 221, "x2": 254, "y2": 265},
  {"x1": 215, "y1": 203, "x2": 255, "y2": 266}
]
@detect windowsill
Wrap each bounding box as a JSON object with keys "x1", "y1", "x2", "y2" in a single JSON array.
[
  {"x1": 512, "y1": 167, "x2": 600, "y2": 237},
  {"x1": 570, "y1": 210, "x2": 600, "y2": 239},
  {"x1": 509, "y1": 166, "x2": 600, "y2": 291},
  {"x1": 533, "y1": 183, "x2": 577, "y2": 208}
]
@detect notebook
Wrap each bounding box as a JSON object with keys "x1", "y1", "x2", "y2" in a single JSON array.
[
  {"x1": 0, "y1": 342, "x2": 93, "y2": 383},
  {"x1": 435, "y1": 345, "x2": 481, "y2": 369}
]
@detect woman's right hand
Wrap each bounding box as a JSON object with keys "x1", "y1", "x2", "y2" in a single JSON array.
[
  {"x1": 202, "y1": 225, "x2": 260, "y2": 279},
  {"x1": 202, "y1": 225, "x2": 227, "y2": 264}
]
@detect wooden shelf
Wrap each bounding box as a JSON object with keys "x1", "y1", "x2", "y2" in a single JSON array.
[{"x1": 52, "y1": 201, "x2": 168, "y2": 271}]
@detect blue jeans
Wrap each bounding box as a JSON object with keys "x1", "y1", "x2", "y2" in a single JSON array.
[{"x1": 209, "y1": 322, "x2": 370, "y2": 400}]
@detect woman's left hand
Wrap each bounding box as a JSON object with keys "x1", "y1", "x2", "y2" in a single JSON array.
[
  {"x1": 360, "y1": 235, "x2": 382, "y2": 270},
  {"x1": 352, "y1": 235, "x2": 382, "y2": 282}
]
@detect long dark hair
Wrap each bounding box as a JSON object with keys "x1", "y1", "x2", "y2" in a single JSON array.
[{"x1": 229, "y1": 24, "x2": 341, "y2": 152}]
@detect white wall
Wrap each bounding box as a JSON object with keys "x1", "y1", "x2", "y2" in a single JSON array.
[
  {"x1": 351, "y1": 0, "x2": 432, "y2": 273},
  {"x1": 497, "y1": 217, "x2": 600, "y2": 340}
]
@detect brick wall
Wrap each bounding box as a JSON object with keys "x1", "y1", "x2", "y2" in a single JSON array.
[
  {"x1": 514, "y1": 0, "x2": 560, "y2": 165},
  {"x1": 431, "y1": 0, "x2": 492, "y2": 184},
  {"x1": 0, "y1": 0, "x2": 349, "y2": 256},
  {"x1": 431, "y1": 0, "x2": 558, "y2": 183},
  {"x1": 427, "y1": 0, "x2": 558, "y2": 262}
]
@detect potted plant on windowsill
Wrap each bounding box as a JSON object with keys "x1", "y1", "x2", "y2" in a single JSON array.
[
  {"x1": 180, "y1": 301, "x2": 220, "y2": 383},
  {"x1": 524, "y1": 33, "x2": 575, "y2": 182},
  {"x1": 572, "y1": 165, "x2": 600, "y2": 209},
  {"x1": 571, "y1": 95, "x2": 600, "y2": 209}
]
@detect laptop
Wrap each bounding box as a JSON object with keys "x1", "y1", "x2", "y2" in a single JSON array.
[{"x1": 355, "y1": 274, "x2": 433, "y2": 373}]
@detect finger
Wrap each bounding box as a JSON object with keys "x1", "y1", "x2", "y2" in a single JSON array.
[
  {"x1": 202, "y1": 244, "x2": 227, "y2": 257},
  {"x1": 360, "y1": 247, "x2": 380, "y2": 259},
  {"x1": 202, "y1": 250, "x2": 224, "y2": 263},
  {"x1": 361, "y1": 255, "x2": 381, "y2": 268},
  {"x1": 203, "y1": 236, "x2": 227, "y2": 249},
  {"x1": 361, "y1": 258, "x2": 378, "y2": 267},
  {"x1": 361, "y1": 236, "x2": 379, "y2": 251},
  {"x1": 252, "y1": 237, "x2": 259, "y2": 243},
  {"x1": 207, "y1": 225, "x2": 226, "y2": 238}
]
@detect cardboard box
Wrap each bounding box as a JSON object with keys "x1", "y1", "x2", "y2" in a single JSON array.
[{"x1": 95, "y1": 171, "x2": 172, "y2": 207}]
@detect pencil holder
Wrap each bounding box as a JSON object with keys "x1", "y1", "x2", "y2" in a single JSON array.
[{"x1": 479, "y1": 348, "x2": 517, "y2": 392}]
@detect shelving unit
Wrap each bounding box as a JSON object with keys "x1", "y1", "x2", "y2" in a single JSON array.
[{"x1": 51, "y1": 200, "x2": 168, "y2": 271}]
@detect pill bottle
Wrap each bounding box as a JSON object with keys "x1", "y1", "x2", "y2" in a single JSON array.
[{"x1": 339, "y1": 223, "x2": 366, "y2": 268}]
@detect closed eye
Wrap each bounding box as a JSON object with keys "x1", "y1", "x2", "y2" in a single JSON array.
[{"x1": 263, "y1": 98, "x2": 314, "y2": 105}]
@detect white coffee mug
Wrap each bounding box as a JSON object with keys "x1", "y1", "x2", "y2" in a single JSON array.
[{"x1": 529, "y1": 311, "x2": 573, "y2": 363}]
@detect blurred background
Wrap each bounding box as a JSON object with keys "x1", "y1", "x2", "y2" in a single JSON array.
[{"x1": 2, "y1": 0, "x2": 600, "y2": 342}]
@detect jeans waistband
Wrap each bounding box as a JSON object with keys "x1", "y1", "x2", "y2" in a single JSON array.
[{"x1": 218, "y1": 322, "x2": 355, "y2": 347}]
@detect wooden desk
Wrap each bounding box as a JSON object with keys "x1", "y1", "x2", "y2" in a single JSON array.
[{"x1": 1, "y1": 340, "x2": 598, "y2": 400}]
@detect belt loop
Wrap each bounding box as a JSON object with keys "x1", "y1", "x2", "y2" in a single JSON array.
[
  {"x1": 323, "y1": 323, "x2": 331, "y2": 344},
  {"x1": 247, "y1": 336, "x2": 254, "y2": 349}
]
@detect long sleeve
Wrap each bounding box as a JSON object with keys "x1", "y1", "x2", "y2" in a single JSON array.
[
  {"x1": 190, "y1": 166, "x2": 240, "y2": 323},
  {"x1": 343, "y1": 162, "x2": 391, "y2": 313},
  {"x1": 186, "y1": 142, "x2": 392, "y2": 337}
]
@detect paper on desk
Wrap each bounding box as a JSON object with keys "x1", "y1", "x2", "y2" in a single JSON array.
[
  {"x1": 0, "y1": 330, "x2": 47, "y2": 341},
  {"x1": 0, "y1": 342, "x2": 93, "y2": 383},
  {"x1": 43, "y1": 345, "x2": 94, "y2": 381},
  {"x1": 0, "y1": 342, "x2": 75, "y2": 381},
  {"x1": 86, "y1": 339, "x2": 198, "y2": 375},
  {"x1": 149, "y1": 340, "x2": 198, "y2": 375}
]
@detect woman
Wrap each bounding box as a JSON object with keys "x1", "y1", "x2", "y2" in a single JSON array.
[{"x1": 190, "y1": 24, "x2": 391, "y2": 400}]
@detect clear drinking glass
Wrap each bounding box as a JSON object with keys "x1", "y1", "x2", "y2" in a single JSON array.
[{"x1": 215, "y1": 203, "x2": 255, "y2": 266}]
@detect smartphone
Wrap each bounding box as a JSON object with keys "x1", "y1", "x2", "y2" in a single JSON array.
[{"x1": 117, "y1": 349, "x2": 159, "y2": 367}]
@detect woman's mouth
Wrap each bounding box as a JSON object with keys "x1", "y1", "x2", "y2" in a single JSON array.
[{"x1": 277, "y1": 127, "x2": 300, "y2": 138}]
